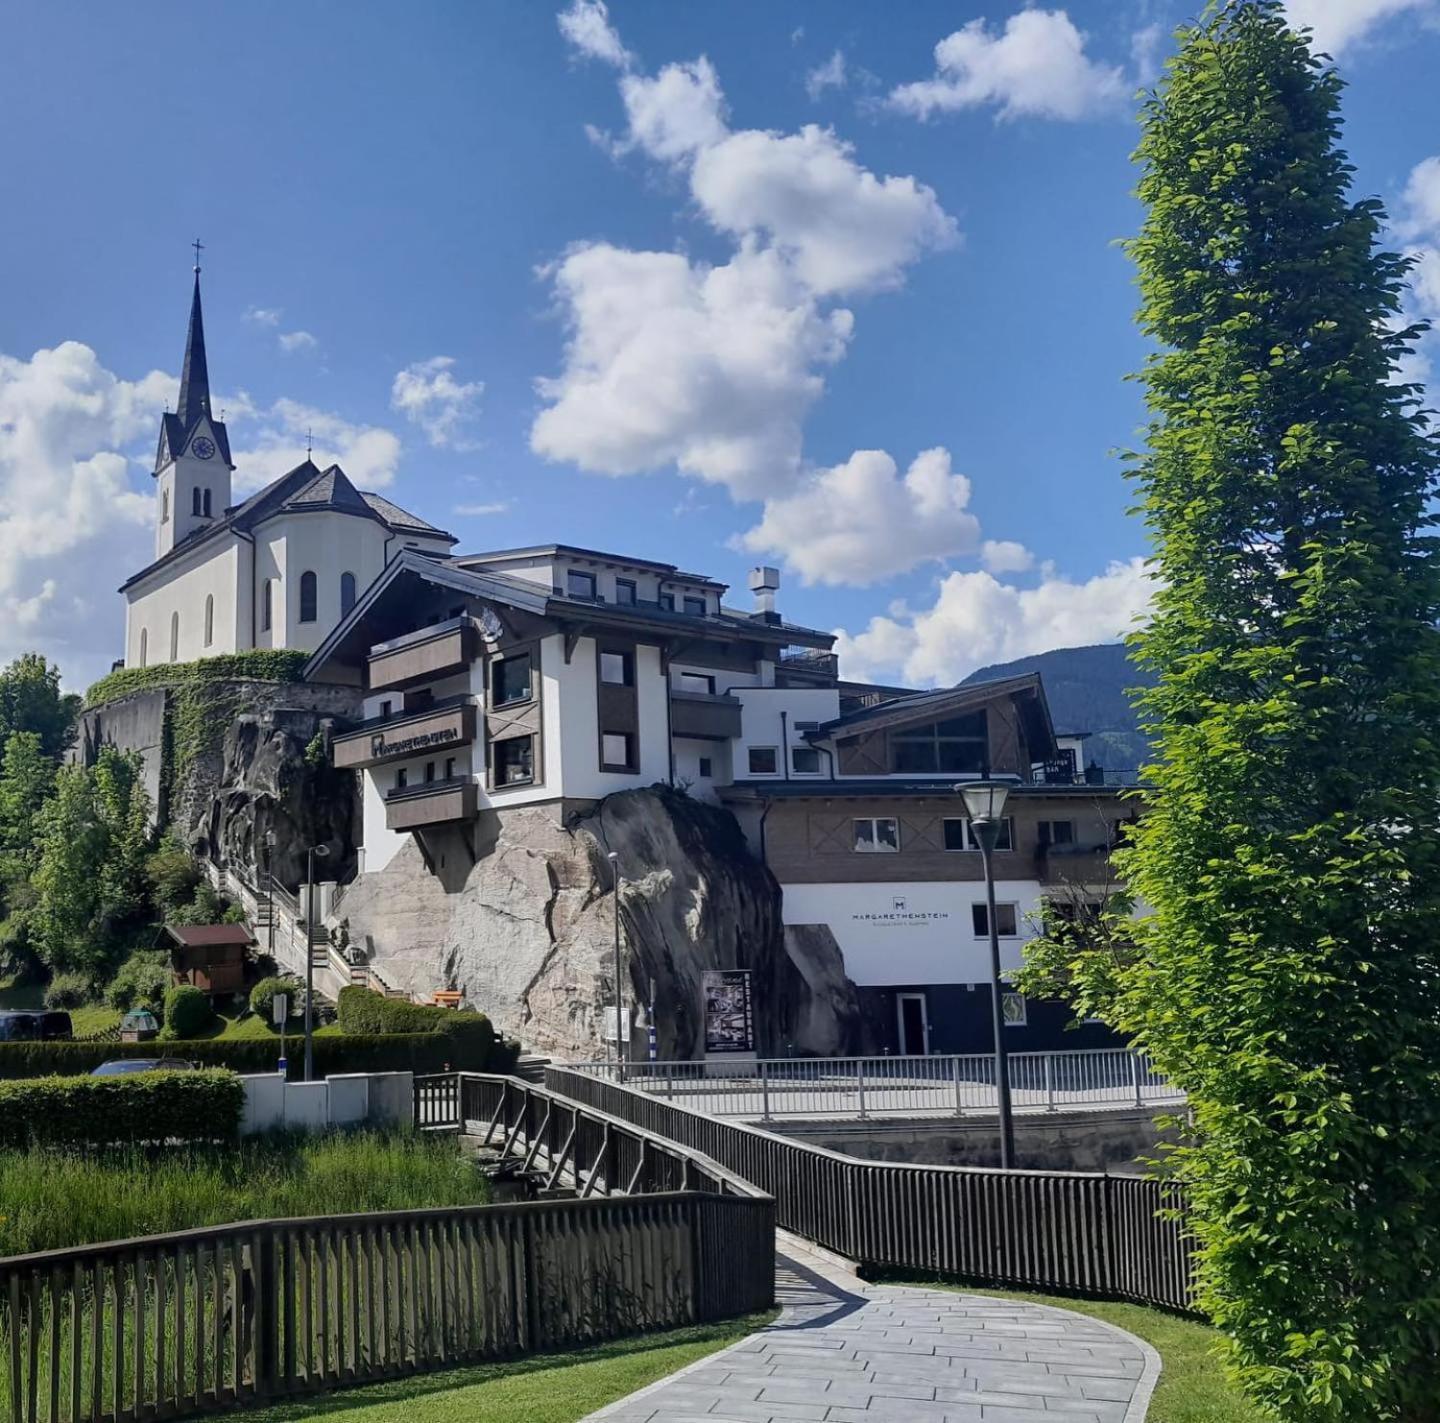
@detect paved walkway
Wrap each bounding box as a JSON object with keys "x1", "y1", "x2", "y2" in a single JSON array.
[{"x1": 586, "y1": 1238, "x2": 1160, "y2": 1423}]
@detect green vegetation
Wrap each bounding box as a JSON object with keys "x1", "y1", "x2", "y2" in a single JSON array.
[
  {"x1": 1020, "y1": 5, "x2": 1440, "y2": 1418},
  {"x1": 161, "y1": 982, "x2": 214, "y2": 1037},
  {"x1": 0, "y1": 1129, "x2": 489, "y2": 1255},
  {"x1": 0, "y1": 1069, "x2": 243, "y2": 1151},
  {"x1": 222, "y1": 1315, "x2": 770, "y2": 1423},
  {"x1": 84, "y1": 649, "x2": 309, "y2": 709}
]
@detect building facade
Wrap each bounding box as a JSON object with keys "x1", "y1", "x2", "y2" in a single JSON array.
[
  {"x1": 307, "y1": 543, "x2": 1136, "y2": 1054},
  {"x1": 119, "y1": 270, "x2": 453, "y2": 669}
]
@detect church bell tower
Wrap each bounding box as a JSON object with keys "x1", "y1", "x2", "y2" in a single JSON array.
[{"x1": 154, "y1": 246, "x2": 234, "y2": 558}]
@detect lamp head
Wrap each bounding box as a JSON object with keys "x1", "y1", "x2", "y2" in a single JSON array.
[
  {"x1": 312, "y1": 844, "x2": 330, "y2": 859},
  {"x1": 956, "y1": 778, "x2": 1014, "y2": 823}
]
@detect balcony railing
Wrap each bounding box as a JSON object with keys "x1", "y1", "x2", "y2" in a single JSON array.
[
  {"x1": 333, "y1": 698, "x2": 476, "y2": 770},
  {"x1": 384, "y1": 777, "x2": 477, "y2": 831},
  {"x1": 669, "y1": 689, "x2": 742, "y2": 741},
  {"x1": 368, "y1": 616, "x2": 477, "y2": 691}
]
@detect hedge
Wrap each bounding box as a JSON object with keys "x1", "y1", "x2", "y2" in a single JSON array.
[
  {"x1": 85, "y1": 650, "x2": 310, "y2": 708},
  {"x1": 337, "y1": 988, "x2": 504, "y2": 1067},
  {"x1": 0, "y1": 1070, "x2": 244, "y2": 1148}
]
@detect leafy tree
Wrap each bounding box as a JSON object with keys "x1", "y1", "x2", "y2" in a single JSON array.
[
  {"x1": 1023, "y1": 4, "x2": 1440, "y2": 1418},
  {"x1": 145, "y1": 836, "x2": 203, "y2": 920},
  {"x1": 0, "y1": 653, "x2": 80, "y2": 763},
  {"x1": 0, "y1": 732, "x2": 55, "y2": 882}
]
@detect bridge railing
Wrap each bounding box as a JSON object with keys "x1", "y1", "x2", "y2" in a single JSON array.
[
  {"x1": 560, "y1": 1048, "x2": 1181, "y2": 1122},
  {"x1": 546, "y1": 1064, "x2": 1197, "y2": 1314}
]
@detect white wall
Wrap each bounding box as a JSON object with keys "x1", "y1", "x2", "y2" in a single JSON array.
[
  {"x1": 780, "y1": 878, "x2": 1047, "y2": 986},
  {"x1": 673, "y1": 737, "x2": 728, "y2": 802},
  {"x1": 733, "y1": 687, "x2": 840, "y2": 781},
  {"x1": 360, "y1": 767, "x2": 417, "y2": 874},
  {"x1": 554, "y1": 637, "x2": 670, "y2": 799},
  {"x1": 125, "y1": 539, "x2": 242, "y2": 666}
]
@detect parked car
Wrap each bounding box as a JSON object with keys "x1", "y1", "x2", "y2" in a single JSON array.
[
  {"x1": 0, "y1": 1009, "x2": 73, "y2": 1042},
  {"x1": 90, "y1": 1058, "x2": 199, "y2": 1076}
]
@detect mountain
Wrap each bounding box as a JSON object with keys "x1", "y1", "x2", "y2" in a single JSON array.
[{"x1": 962, "y1": 643, "x2": 1153, "y2": 772}]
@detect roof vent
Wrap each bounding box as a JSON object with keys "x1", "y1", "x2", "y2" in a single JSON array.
[{"x1": 748, "y1": 566, "x2": 781, "y2": 625}]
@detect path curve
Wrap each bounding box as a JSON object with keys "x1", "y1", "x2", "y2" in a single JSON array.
[{"x1": 587, "y1": 1236, "x2": 1160, "y2": 1423}]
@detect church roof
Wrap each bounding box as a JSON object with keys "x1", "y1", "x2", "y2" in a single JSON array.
[
  {"x1": 120, "y1": 459, "x2": 456, "y2": 593},
  {"x1": 155, "y1": 270, "x2": 232, "y2": 471}
]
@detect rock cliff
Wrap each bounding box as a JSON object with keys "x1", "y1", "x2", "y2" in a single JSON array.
[{"x1": 329, "y1": 786, "x2": 865, "y2": 1059}]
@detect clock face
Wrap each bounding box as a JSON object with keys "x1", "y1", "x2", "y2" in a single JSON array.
[{"x1": 192, "y1": 436, "x2": 216, "y2": 460}]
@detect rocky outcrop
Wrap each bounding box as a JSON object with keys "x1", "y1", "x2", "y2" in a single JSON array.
[{"x1": 330, "y1": 787, "x2": 865, "y2": 1059}]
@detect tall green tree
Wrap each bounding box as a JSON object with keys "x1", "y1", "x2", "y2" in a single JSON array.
[
  {"x1": 0, "y1": 653, "x2": 80, "y2": 763},
  {"x1": 1024, "y1": 4, "x2": 1440, "y2": 1418},
  {"x1": 0, "y1": 732, "x2": 55, "y2": 887}
]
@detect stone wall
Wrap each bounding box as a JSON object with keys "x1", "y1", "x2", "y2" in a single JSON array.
[{"x1": 74, "y1": 689, "x2": 168, "y2": 812}]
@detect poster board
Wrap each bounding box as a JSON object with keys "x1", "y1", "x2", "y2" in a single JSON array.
[{"x1": 702, "y1": 969, "x2": 755, "y2": 1055}]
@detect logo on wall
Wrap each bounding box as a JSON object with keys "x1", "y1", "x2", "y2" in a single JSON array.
[
  {"x1": 893, "y1": 896, "x2": 906, "y2": 913},
  {"x1": 702, "y1": 969, "x2": 755, "y2": 1055}
]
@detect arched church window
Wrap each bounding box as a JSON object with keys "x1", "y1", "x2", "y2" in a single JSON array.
[
  {"x1": 262, "y1": 579, "x2": 274, "y2": 632},
  {"x1": 340, "y1": 572, "x2": 357, "y2": 616},
  {"x1": 162, "y1": 490, "x2": 169, "y2": 522},
  {"x1": 169, "y1": 612, "x2": 179, "y2": 663},
  {"x1": 299, "y1": 571, "x2": 318, "y2": 624},
  {"x1": 203, "y1": 489, "x2": 212, "y2": 517},
  {"x1": 139, "y1": 629, "x2": 147, "y2": 667},
  {"x1": 192, "y1": 488, "x2": 202, "y2": 517},
  {"x1": 204, "y1": 595, "x2": 214, "y2": 647}
]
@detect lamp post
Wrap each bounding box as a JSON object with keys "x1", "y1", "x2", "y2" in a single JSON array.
[
  {"x1": 303, "y1": 843, "x2": 330, "y2": 1082},
  {"x1": 958, "y1": 778, "x2": 1017, "y2": 1170},
  {"x1": 608, "y1": 851, "x2": 625, "y2": 1082}
]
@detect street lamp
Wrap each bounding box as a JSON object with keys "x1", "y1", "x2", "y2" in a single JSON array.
[
  {"x1": 958, "y1": 778, "x2": 1018, "y2": 1170},
  {"x1": 303, "y1": 843, "x2": 330, "y2": 1082},
  {"x1": 608, "y1": 851, "x2": 625, "y2": 1082}
]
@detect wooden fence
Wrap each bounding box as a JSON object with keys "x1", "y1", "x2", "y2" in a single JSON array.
[
  {"x1": 0, "y1": 1082, "x2": 775, "y2": 1423},
  {"x1": 545, "y1": 1065, "x2": 1198, "y2": 1313}
]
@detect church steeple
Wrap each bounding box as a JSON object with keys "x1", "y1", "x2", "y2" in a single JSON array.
[{"x1": 176, "y1": 267, "x2": 211, "y2": 425}]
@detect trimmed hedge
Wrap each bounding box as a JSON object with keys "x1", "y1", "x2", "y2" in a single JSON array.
[
  {"x1": 337, "y1": 987, "x2": 502, "y2": 1067},
  {"x1": 85, "y1": 650, "x2": 309, "y2": 708},
  {"x1": 163, "y1": 984, "x2": 213, "y2": 1037},
  {"x1": 0, "y1": 1069, "x2": 244, "y2": 1148}
]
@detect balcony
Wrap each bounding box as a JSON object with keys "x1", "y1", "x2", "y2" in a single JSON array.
[
  {"x1": 1036, "y1": 843, "x2": 1116, "y2": 886},
  {"x1": 368, "y1": 615, "x2": 477, "y2": 692},
  {"x1": 333, "y1": 699, "x2": 476, "y2": 770},
  {"x1": 384, "y1": 778, "x2": 477, "y2": 832},
  {"x1": 669, "y1": 690, "x2": 742, "y2": 741}
]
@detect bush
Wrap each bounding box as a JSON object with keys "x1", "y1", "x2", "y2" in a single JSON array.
[
  {"x1": 163, "y1": 984, "x2": 213, "y2": 1037},
  {"x1": 338, "y1": 986, "x2": 494, "y2": 1045},
  {"x1": 106, "y1": 949, "x2": 170, "y2": 1010},
  {"x1": 44, "y1": 970, "x2": 93, "y2": 1009},
  {"x1": 145, "y1": 837, "x2": 202, "y2": 919},
  {"x1": 249, "y1": 975, "x2": 303, "y2": 1022},
  {"x1": 0, "y1": 1069, "x2": 243, "y2": 1149},
  {"x1": 85, "y1": 650, "x2": 309, "y2": 708}
]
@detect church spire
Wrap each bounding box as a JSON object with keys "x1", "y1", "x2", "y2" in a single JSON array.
[{"x1": 176, "y1": 244, "x2": 210, "y2": 425}]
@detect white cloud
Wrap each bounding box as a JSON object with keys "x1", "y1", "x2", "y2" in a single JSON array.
[
  {"x1": 243, "y1": 306, "x2": 282, "y2": 327},
  {"x1": 557, "y1": 0, "x2": 633, "y2": 68},
  {"x1": 1390, "y1": 156, "x2": 1440, "y2": 391},
  {"x1": 453, "y1": 501, "x2": 512, "y2": 516},
  {"x1": 1285, "y1": 0, "x2": 1434, "y2": 55},
  {"x1": 619, "y1": 60, "x2": 729, "y2": 162},
  {"x1": 740, "y1": 447, "x2": 980, "y2": 585},
  {"x1": 229, "y1": 398, "x2": 403, "y2": 493},
  {"x1": 980, "y1": 538, "x2": 1034, "y2": 574},
  {"x1": 391, "y1": 356, "x2": 484, "y2": 448},
  {"x1": 834, "y1": 558, "x2": 1152, "y2": 685},
  {"x1": 805, "y1": 50, "x2": 848, "y2": 100},
  {"x1": 888, "y1": 10, "x2": 1126, "y2": 121},
  {"x1": 277, "y1": 330, "x2": 317, "y2": 353}
]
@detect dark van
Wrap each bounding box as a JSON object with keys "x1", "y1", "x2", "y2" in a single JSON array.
[{"x1": 0, "y1": 1010, "x2": 74, "y2": 1042}]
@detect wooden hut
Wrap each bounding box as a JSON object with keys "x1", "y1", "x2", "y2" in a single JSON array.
[{"x1": 163, "y1": 924, "x2": 254, "y2": 996}]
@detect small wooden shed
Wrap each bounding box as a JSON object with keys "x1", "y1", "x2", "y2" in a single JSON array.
[{"x1": 163, "y1": 923, "x2": 254, "y2": 996}]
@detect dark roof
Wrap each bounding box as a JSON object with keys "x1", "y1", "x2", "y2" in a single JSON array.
[
  {"x1": 162, "y1": 923, "x2": 255, "y2": 947},
  {"x1": 121, "y1": 460, "x2": 456, "y2": 593},
  {"x1": 177, "y1": 272, "x2": 210, "y2": 425},
  {"x1": 719, "y1": 777, "x2": 1130, "y2": 800},
  {"x1": 809, "y1": 674, "x2": 1048, "y2": 738}
]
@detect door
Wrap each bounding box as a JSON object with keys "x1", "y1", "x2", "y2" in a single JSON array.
[{"x1": 897, "y1": 992, "x2": 929, "y2": 1056}]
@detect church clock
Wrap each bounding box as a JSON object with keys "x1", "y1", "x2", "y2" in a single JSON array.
[{"x1": 192, "y1": 436, "x2": 216, "y2": 460}]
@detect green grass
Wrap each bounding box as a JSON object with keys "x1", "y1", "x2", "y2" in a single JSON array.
[
  {"x1": 0, "y1": 1129, "x2": 490, "y2": 1255},
  {"x1": 222, "y1": 1314, "x2": 772, "y2": 1423},
  {"x1": 935, "y1": 1286, "x2": 1260, "y2": 1423}
]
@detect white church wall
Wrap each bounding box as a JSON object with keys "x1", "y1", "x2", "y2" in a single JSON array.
[{"x1": 125, "y1": 539, "x2": 243, "y2": 667}]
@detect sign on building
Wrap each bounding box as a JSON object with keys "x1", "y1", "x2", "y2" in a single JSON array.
[{"x1": 702, "y1": 969, "x2": 755, "y2": 1055}]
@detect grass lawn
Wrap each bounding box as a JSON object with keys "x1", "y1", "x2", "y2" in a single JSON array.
[
  {"x1": 223, "y1": 1314, "x2": 771, "y2": 1423},
  {"x1": 938, "y1": 1286, "x2": 1259, "y2": 1423}
]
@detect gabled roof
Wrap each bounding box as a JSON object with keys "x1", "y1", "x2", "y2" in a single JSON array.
[
  {"x1": 457, "y1": 544, "x2": 729, "y2": 592},
  {"x1": 162, "y1": 923, "x2": 255, "y2": 948},
  {"x1": 120, "y1": 460, "x2": 456, "y2": 593}
]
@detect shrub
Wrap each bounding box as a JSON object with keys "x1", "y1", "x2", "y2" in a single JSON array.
[
  {"x1": 249, "y1": 975, "x2": 303, "y2": 1022},
  {"x1": 163, "y1": 984, "x2": 213, "y2": 1037},
  {"x1": 145, "y1": 837, "x2": 202, "y2": 919},
  {"x1": 106, "y1": 949, "x2": 170, "y2": 1010},
  {"x1": 0, "y1": 1069, "x2": 243, "y2": 1149},
  {"x1": 338, "y1": 986, "x2": 495, "y2": 1050},
  {"x1": 43, "y1": 970, "x2": 93, "y2": 1009},
  {"x1": 84, "y1": 650, "x2": 310, "y2": 708}
]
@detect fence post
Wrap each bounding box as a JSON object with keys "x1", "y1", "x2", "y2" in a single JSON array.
[
  {"x1": 1131, "y1": 1052, "x2": 1143, "y2": 1107},
  {"x1": 856, "y1": 1063, "x2": 867, "y2": 1120},
  {"x1": 952, "y1": 1055, "x2": 964, "y2": 1117},
  {"x1": 256, "y1": 1230, "x2": 279, "y2": 1396},
  {"x1": 759, "y1": 1060, "x2": 772, "y2": 1122},
  {"x1": 666, "y1": 1064, "x2": 675, "y2": 1101},
  {"x1": 1044, "y1": 1054, "x2": 1055, "y2": 1113}
]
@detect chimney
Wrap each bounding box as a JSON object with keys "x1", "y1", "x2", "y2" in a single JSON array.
[{"x1": 749, "y1": 566, "x2": 781, "y2": 625}]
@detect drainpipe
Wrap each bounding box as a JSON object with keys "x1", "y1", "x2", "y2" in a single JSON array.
[{"x1": 780, "y1": 709, "x2": 790, "y2": 781}]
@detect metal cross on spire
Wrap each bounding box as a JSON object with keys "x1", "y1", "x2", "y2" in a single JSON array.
[
  {"x1": 192, "y1": 238, "x2": 204, "y2": 273},
  {"x1": 305, "y1": 427, "x2": 314, "y2": 458}
]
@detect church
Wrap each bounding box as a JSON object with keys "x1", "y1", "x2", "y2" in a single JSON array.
[{"x1": 120, "y1": 267, "x2": 455, "y2": 668}]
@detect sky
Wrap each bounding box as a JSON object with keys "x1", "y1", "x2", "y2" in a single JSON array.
[{"x1": 3, "y1": 0, "x2": 1440, "y2": 692}]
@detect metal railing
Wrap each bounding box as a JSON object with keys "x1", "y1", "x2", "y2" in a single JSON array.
[
  {"x1": 0, "y1": 1076, "x2": 774, "y2": 1423},
  {"x1": 547, "y1": 1065, "x2": 1197, "y2": 1314},
  {"x1": 561, "y1": 1048, "x2": 1182, "y2": 1122}
]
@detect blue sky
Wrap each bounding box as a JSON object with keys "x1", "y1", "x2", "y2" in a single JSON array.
[{"x1": 3, "y1": 0, "x2": 1440, "y2": 689}]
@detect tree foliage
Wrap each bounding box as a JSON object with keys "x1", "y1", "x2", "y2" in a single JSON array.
[
  {"x1": 0, "y1": 653, "x2": 80, "y2": 764},
  {"x1": 1023, "y1": 4, "x2": 1440, "y2": 1418}
]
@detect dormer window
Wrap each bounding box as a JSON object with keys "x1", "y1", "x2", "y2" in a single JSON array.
[
  {"x1": 682, "y1": 595, "x2": 706, "y2": 616},
  {"x1": 566, "y1": 569, "x2": 597, "y2": 600},
  {"x1": 615, "y1": 578, "x2": 637, "y2": 606}
]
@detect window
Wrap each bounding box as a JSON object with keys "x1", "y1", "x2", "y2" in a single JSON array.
[
  {"x1": 892, "y1": 712, "x2": 988, "y2": 775},
  {"x1": 262, "y1": 580, "x2": 273, "y2": 631},
  {"x1": 791, "y1": 747, "x2": 820, "y2": 774},
  {"x1": 1039, "y1": 819, "x2": 1075, "y2": 846},
  {"x1": 601, "y1": 731, "x2": 634, "y2": 770},
  {"x1": 942, "y1": 817, "x2": 1014, "y2": 852},
  {"x1": 682, "y1": 595, "x2": 706, "y2": 616},
  {"x1": 659, "y1": 593, "x2": 675, "y2": 611},
  {"x1": 424, "y1": 761, "x2": 436, "y2": 783},
  {"x1": 204, "y1": 595, "x2": 214, "y2": 647},
  {"x1": 1002, "y1": 991, "x2": 1028, "y2": 1027},
  {"x1": 444, "y1": 757, "x2": 456, "y2": 780},
  {"x1": 169, "y1": 612, "x2": 179, "y2": 662},
  {"x1": 379, "y1": 700, "x2": 392, "y2": 718},
  {"x1": 747, "y1": 747, "x2": 778, "y2": 775},
  {"x1": 677, "y1": 671, "x2": 715, "y2": 694},
  {"x1": 600, "y1": 650, "x2": 633, "y2": 685},
  {"x1": 853, "y1": 817, "x2": 900, "y2": 853},
  {"x1": 396, "y1": 767, "x2": 408, "y2": 790},
  {"x1": 566, "y1": 569, "x2": 597, "y2": 599},
  {"x1": 299, "y1": 570, "x2": 318, "y2": 623},
  {"x1": 614, "y1": 578, "x2": 637, "y2": 605},
  {"x1": 192, "y1": 487, "x2": 202, "y2": 516},
  {"x1": 493, "y1": 735, "x2": 534, "y2": 786},
  {"x1": 698, "y1": 756, "x2": 713, "y2": 778},
  {"x1": 492, "y1": 654, "x2": 532, "y2": 707},
  {"x1": 138, "y1": 629, "x2": 147, "y2": 667},
  {"x1": 972, "y1": 902, "x2": 1019, "y2": 937},
  {"x1": 161, "y1": 489, "x2": 169, "y2": 522},
  {"x1": 340, "y1": 571, "x2": 357, "y2": 616},
  {"x1": 203, "y1": 488, "x2": 212, "y2": 517}
]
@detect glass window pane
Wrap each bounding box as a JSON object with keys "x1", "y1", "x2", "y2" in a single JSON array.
[
  {"x1": 567, "y1": 570, "x2": 596, "y2": 598},
  {"x1": 493, "y1": 655, "x2": 531, "y2": 706},
  {"x1": 893, "y1": 741, "x2": 939, "y2": 773},
  {"x1": 996, "y1": 903, "x2": 1018, "y2": 936},
  {"x1": 748, "y1": 747, "x2": 777, "y2": 774},
  {"x1": 853, "y1": 819, "x2": 875, "y2": 851},
  {"x1": 937, "y1": 742, "x2": 986, "y2": 774},
  {"x1": 615, "y1": 579, "x2": 637, "y2": 605},
  {"x1": 936, "y1": 713, "x2": 987, "y2": 738},
  {"x1": 875, "y1": 818, "x2": 899, "y2": 851},
  {"x1": 600, "y1": 651, "x2": 630, "y2": 685},
  {"x1": 683, "y1": 596, "x2": 706, "y2": 615},
  {"x1": 791, "y1": 748, "x2": 820, "y2": 774},
  {"x1": 971, "y1": 903, "x2": 987, "y2": 936},
  {"x1": 602, "y1": 732, "x2": 631, "y2": 766},
  {"x1": 943, "y1": 819, "x2": 968, "y2": 851},
  {"x1": 495, "y1": 736, "x2": 533, "y2": 785}
]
